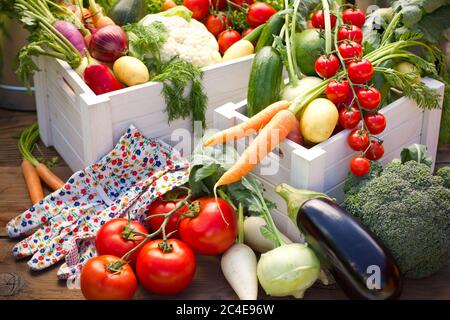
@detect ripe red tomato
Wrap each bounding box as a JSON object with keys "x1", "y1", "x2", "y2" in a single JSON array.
[
  {"x1": 311, "y1": 10, "x2": 337, "y2": 29},
  {"x1": 211, "y1": 0, "x2": 227, "y2": 10},
  {"x1": 338, "y1": 41, "x2": 363, "y2": 63},
  {"x1": 365, "y1": 140, "x2": 384, "y2": 160},
  {"x1": 338, "y1": 25, "x2": 363, "y2": 43},
  {"x1": 348, "y1": 59, "x2": 374, "y2": 84},
  {"x1": 230, "y1": 0, "x2": 254, "y2": 9},
  {"x1": 80, "y1": 255, "x2": 138, "y2": 300},
  {"x1": 146, "y1": 196, "x2": 187, "y2": 238},
  {"x1": 218, "y1": 29, "x2": 241, "y2": 54},
  {"x1": 205, "y1": 13, "x2": 229, "y2": 37},
  {"x1": 136, "y1": 239, "x2": 196, "y2": 295},
  {"x1": 350, "y1": 156, "x2": 370, "y2": 176},
  {"x1": 348, "y1": 128, "x2": 369, "y2": 151},
  {"x1": 339, "y1": 105, "x2": 361, "y2": 129},
  {"x1": 315, "y1": 54, "x2": 340, "y2": 78},
  {"x1": 364, "y1": 113, "x2": 386, "y2": 134},
  {"x1": 242, "y1": 27, "x2": 254, "y2": 38},
  {"x1": 246, "y1": 2, "x2": 276, "y2": 27},
  {"x1": 356, "y1": 87, "x2": 381, "y2": 110},
  {"x1": 326, "y1": 80, "x2": 350, "y2": 104},
  {"x1": 179, "y1": 197, "x2": 237, "y2": 256},
  {"x1": 343, "y1": 8, "x2": 366, "y2": 28},
  {"x1": 183, "y1": 0, "x2": 209, "y2": 21},
  {"x1": 95, "y1": 218, "x2": 148, "y2": 266}
]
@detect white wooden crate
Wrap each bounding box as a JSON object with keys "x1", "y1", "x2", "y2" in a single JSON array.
[
  {"x1": 34, "y1": 55, "x2": 254, "y2": 171},
  {"x1": 213, "y1": 77, "x2": 445, "y2": 210}
]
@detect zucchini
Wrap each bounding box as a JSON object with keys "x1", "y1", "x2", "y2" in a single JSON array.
[
  {"x1": 255, "y1": 11, "x2": 285, "y2": 52},
  {"x1": 242, "y1": 24, "x2": 265, "y2": 43},
  {"x1": 247, "y1": 46, "x2": 283, "y2": 117},
  {"x1": 110, "y1": 0, "x2": 147, "y2": 26}
]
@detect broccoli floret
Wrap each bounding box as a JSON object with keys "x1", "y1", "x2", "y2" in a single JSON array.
[
  {"x1": 344, "y1": 160, "x2": 450, "y2": 279},
  {"x1": 436, "y1": 166, "x2": 450, "y2": 189}
]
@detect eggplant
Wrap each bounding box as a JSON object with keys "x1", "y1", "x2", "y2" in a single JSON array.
[{"x1": 276, "y1": 183, "x2": 403, "y2": 300}]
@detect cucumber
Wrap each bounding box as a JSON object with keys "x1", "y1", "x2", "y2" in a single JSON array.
[
  {"x1": 255, "y1": 12, "x2": 285, "y2": 52},
  {"x1": 242, "y1": 24, "x2": 265, "y2": 43},
  {"x1": 110, "y1": 0, "x2": 147, "y2": 26},
  {"x1": 247, "y1": 47, "x2": 283, "y2": 117}
]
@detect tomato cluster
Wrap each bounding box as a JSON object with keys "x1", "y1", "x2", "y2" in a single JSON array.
[
  {"x1": 312, "y1": 7, "x2": 386, "y2": 177},
  {"x1": 80, "y1": 196, "x2": 237, "y2": 300},
  {"x1": 182, "y1": 0, "x2": 276, "y2": 54}
]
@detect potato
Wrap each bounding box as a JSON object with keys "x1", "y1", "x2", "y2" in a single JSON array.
[
  {"x1": 222, "y1": 40, "x2": 254, "y2": 62},
  {"x1": 113, "y1": 56, "x2": 149, "y2": 87},
  {"x1": 300, "y1": 98, "x2": 339, "y2": 144}
]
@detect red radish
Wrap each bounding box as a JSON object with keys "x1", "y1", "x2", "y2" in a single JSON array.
[
  {"x1": 53, "y1": 20, "x2": 87, "y2": 56},
  {"x1": 89, "y1": 25, "x2": 128, "y2": 62},
  {"x1": 218, "y1": 30, "x2": 241, "y2": 54},
  {"x1": 205, "y1": 14, "x2": 229, "y2": 37},
  {"x1": 286, "y1": 119, "x2": 303, "y2": 145},
  {"x1": 246, "y1": 2, "x2": 276, "y2": 27}
]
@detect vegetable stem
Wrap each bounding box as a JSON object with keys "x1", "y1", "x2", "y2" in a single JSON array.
[
  {"x1": 290, "y1": 0, "x2": 302, "y2": 79},
  {"x1": 380, "y1": 11, "x2": 402, "y2": 46},
  {"x1": 321, "y1": 0, "x2": 332, "y2": 55},
  {"x1": 237, "y1": 203, "x2": 244, "y2": 244},
  {"x1": 284, "y1": 0, "x2": 297, "y2": 86}
]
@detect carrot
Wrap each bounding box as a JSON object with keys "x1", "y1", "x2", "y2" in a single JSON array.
[
  {"x1": 35, "y1": 163, "x2": 64, "y2": 190},
  {"x1": 215, "y1": 109, "x2": 298, "y2": 187},
  {"x1": 21, "y1": 159, "x2": 44, "y2": 205},
  {"x1": 204, "y1": 100, "x2": 290, "y2": 147}
]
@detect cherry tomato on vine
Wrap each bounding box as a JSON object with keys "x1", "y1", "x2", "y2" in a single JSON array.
[
  {"x1": 218, "y1": 29, "x2": 241, "y2": 54},
  {"x1": 179, "y1": 197, "x2": 238, "y2": 256},
  {"x1": 146, "y1": 195, "x2": 187, "y2": 238},
  {"x1": 364, "y1": 113, "x2": 386, "y2": 134},
  {"x1": 338, "y1": 41, "x2": 363, "y2": 63},
  {"x1": 339, "y1": 105, "x2": 361, "y2": 129},
  {"x1": 136, "y1": 239, "x2": 196, "y2": 295},
  {"x1": 343, "y1": 8, "x2": 366, "y2": 28},
  {"x1": 80, "y1": 255, "x2": 138, "y2": 300},
  {"x1": 183, "y1": 0, "x2": 209, "y2": 21},
  {"x1": 230, "y1": 0, "x2": 254, "y2": 9},
  {"x1": 242, "y1": 27, "x2": 254, "y2": 38},
  {"x1": 311, "y1": 10, "x2": 337, "y2": 29},
  {"x1": 356, "y1": 87, "x2": 381, "y2": 110},
  {"x1": 246, "y1": 2, "x2": 276, "y2": 27},
  {"x1": 315, "y1": 54, "x2": 340, "y2": 78},
  {"x1": 348, "y1": 128, "x2": 370, "y2": 151},
  {"x1": 210, "y1": 0, "x2": 227, "y2": 10},
  {"x1": 326, "y1": 80, "x2": 351, "y2": 104},
  {"x1": 348, "y1": 59, "x2": 374, "y2": 84},
  {"x1": 350, "y1": 156, "x2": 371, "y2": 176},
  {"x1": 205, "y1": 13, "x2": 230, "y2": 37},
  {"x1": 338, "y1": 25, "x2": 363, "y2": 43},
  {"x1": 95, "y1": 218, "x2": 148, "y2": 266},
  {"x1": 365, "y1": 140, "x2": 384, "y2": 160}
]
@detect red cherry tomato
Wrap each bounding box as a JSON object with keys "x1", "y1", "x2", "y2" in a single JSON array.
[
  {"x1": 348, "y1": 59, "x2": 374, "y2": 84},
  {"x1": 136, "y1": 239, "x2": 196, "y2": 295},
  {"x1": 246, "y1": 2, "x2": 276, "y2": 27},
  {"x1": 146, "y1": 196, "x2": 187, "y2": 238},
  {"x1": 179, "y1": 197, "x2": 238, "y2": 256},
  {"x1": 183, "y1": 0, "x2": 209, "y2": 21},
  {"x1": 357, "y1": 87, "x2": 381, "y2": 110},
  {"x1": 315, "y1": 54, "x2": 340, "y2": 78},
  {"x1": 242, "y1": 27, "x2": 254, "y2": 37},
  {"x1": 311, "y1": 10, "x2": 337, "y2": 29},
  {"x1": 350, "y1": 156, "x2": 371, "y2": 176},
  {"x1": 80, "y1": 255, "x2": 138, "y2": 300},
  {"x1": 364, "y1": 113, "x2": 386, "y2": 134},
  {"x1": 205, "y1": 13, "x2": 229, "y2": 37},
  {"x1": 348, "y1": 128, "x2": 370, "y2": 151},
  {"x1": 338, "y1": 25, "x2": 363, "y2": 43},
  {"x1": 338, "y1": 41, "x2": 363, "y2": 63},
  {"x1": 365, "y1": 140, "x2": 384, "y2": 160},
  {"x1": 339, "y1": 105, "x2": 361, "y2": 129},
  {"x1": 343, "y1": 8, "x2": 366, "y2": 28},
  {"x1": 210, "y1": 0, "x2": 227, "y2": 10},
  {"x1": 218, "y1": 29, "x2": 241, "y2": 54},
  {"x1": 326, "y1": 80, "x2": 351, "y2": 104},
  {"x1": 230, "y1": 0, "x2": 254, "y2": 9},
  {"x1": 95, "y1": 218, "x2": 148, "y2": 266}
]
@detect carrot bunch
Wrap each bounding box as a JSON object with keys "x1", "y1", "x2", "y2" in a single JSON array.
[{"x1": 18, "y1": 124, "x2": 64, "y2": 204}]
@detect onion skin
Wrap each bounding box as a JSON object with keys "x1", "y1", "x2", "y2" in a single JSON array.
[
  {"x1": 89, "y1": 25, "x2": 128, "y2": 62},
  {"x1": 53, "y1": 20, "x2": 86, "y2": 56}
]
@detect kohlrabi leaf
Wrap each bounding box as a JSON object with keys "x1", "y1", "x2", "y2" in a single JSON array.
[{"x1": 400, "y1": 144, "x2": 433, "y2": 167}]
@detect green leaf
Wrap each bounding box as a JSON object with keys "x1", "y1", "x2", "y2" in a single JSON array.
[
  {"x1": 260, "y1": 225, "x2": 279, "y2": 244},
  {"x1": 400, "y1": 144, "x2": 432, "y2": 167},
  {"x1": 193, "y1": 163, "x2": 221, "y2": 182},
  {"x1": 416, "y1": 5, "x2": 450, "y2": 43}
]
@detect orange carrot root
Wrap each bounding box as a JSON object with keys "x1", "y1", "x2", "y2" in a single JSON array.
[
  {"x1": 203, "y1": 100, "x2": 291, "y2": 147},
  {"x1": 22, "y1": 159, "x2": 44, "y2": 205},
  {"x1": 35, "y1": 163, "x2": 64, "y2": 191},
  {"x1": 215, "y1": 109, "x2": 298, "y2": 187}
]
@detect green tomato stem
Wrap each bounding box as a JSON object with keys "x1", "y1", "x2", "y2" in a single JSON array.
[{"x1": 321, "y1": 0, "x2": 332, "y2": 55}]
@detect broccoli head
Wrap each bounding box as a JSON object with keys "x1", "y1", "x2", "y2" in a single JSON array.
[
  {"x1": 344, "y1": 160, "x2": 450, "y2": 279},
  {"x1": 436, "y1": 166, "x2": 450, "y2": 189}
]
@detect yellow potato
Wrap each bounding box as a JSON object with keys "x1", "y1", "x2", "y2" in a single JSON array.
[
  {"x1": 222, "y1": 40, "x2": 254, "y2": 62},
  {"x1": 300, "y1": 98, "x2": 339, "y2": 144},
  {"x1": 113, "y1": 56, "x2": 149, "y2": 87}
]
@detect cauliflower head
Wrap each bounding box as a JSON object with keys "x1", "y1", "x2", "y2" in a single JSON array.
[{"x1": 141, "y1": 15, "x2": 222, "y2": 68}]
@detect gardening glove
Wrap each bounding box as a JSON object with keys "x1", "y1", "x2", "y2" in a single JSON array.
[{"x1": 7, "y1": 125, "x2": 189, "y2": 275}]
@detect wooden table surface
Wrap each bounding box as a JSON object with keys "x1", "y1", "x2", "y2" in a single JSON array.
[{"x1": 0, "y1": 108, "x2": 449, "y2": 300}]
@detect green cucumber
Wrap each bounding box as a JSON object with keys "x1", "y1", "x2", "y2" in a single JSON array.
[
  {"x1": 255, "y1": 12, "x2": 285, "y2": 52},
  {"x1": 243, "y1": 24, "x2": 265, "y2": 43},
  {"x1": 247, "y1": 47, "x2": 283, "y2": 117},
  {"x1": 110, "y1": 0, "x2": 147, "y2": 26}
]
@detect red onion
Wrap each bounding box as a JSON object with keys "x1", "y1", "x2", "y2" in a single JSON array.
[
  {"x1": 89, "y1": 25, "x2": 128, "y2": 63},
  {"x1": 53, "y1": 20, "x2": 86, "y2": 56}
]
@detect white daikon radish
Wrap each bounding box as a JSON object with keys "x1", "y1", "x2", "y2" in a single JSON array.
[{"x1": 244, "y1": 216, "x2": 292, "y2": 253}]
